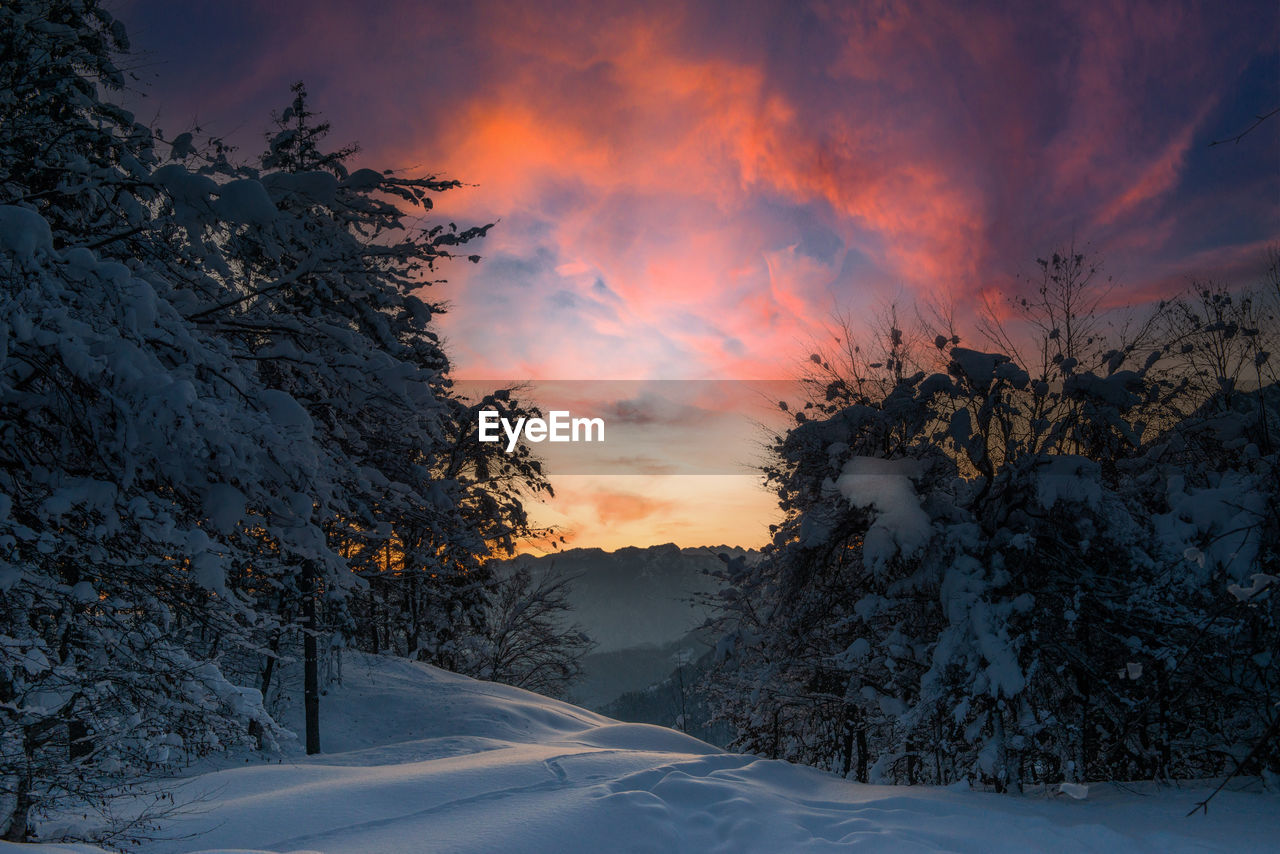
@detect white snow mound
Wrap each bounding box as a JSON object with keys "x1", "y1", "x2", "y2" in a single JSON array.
[{"x1": 8, "y1": 651, "x2": 1277, "y2": 854}]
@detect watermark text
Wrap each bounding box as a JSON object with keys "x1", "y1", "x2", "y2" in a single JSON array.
[{"x1": 478, "y1": 410, "x2": 605, "y2": 452}]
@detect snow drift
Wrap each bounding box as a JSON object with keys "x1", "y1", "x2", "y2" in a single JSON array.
[{"x1": 7, "y1": 651, "x2": 1277, "y2": 853}]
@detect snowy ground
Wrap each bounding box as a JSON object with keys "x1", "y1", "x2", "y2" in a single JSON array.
[{"x1": 6, "y1": 652, "x2": 1277, "y2": 854}]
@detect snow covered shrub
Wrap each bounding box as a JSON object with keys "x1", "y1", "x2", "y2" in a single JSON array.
[{"x1": 708, "y1": 254, "x2": 1279, "y2": 791}]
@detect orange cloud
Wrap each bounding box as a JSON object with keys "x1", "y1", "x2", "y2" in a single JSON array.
[
  {"x1": 124, "y1": 0, "x2": 1280, "y2": 549},
  {"x1": 589, "y1": 490, "x2": 674, "y2": 526},
  {"x1": 525, "y1": 475, "x2": 779, "y2": 553}
]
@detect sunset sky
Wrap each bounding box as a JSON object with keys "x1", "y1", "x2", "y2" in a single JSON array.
[{"x1": 117, "y1": 0, "x2": 1279, "y2": 552}]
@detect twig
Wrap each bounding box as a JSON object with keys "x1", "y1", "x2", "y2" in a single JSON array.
[
  {"x1": 1209, "y1": 107, "x2": 1280, "y2": 147},
  {"x1": 1186, "y1": 714, "x2": 1280, "y2": 815}
]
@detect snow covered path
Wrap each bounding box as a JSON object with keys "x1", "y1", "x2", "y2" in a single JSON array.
[{"x1": 10, "y1": 653, "x2": 1279, "y2": 853}]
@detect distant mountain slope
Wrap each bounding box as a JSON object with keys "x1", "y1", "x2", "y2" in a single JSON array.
[
  {"x1": 572, "y1": 627, "x2": 715, "y2": 710},
  {"x1": 501, "y1": 543, "x2": 750, "y2": 654},
  {"x1": 498, "y1": 544, "x2": 749, "y2": 715}
]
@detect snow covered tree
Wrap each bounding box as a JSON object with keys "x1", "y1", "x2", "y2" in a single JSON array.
[
  {"x1": 1, "y1": 1, "x2": 550, "y2": 840},
  {"x1": 346, "y1": 386, "x2": 553, "y2": 671},
  {"x1": 0, "y1": 0, "x2": 155, "y2": 247},
  {"x1": 0, "y1": 186, "x2": 290, "y2": 844},
  {"x1": 0, "y1": 3, "x2": 288, "y2": 838},
  {"x1": 706, "y1": 361, "x2": 953, "y2": 781},
  {"x1": 708, "y1": 250, "x2": 1279, "y2": 791},
  {"x1": 143, "y1": 83, "x2": 537, "y2": 754}
]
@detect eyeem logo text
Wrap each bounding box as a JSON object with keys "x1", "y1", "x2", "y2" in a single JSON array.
[{"x1": 478, "y1": 410, "x2": 605, "y2": 452}]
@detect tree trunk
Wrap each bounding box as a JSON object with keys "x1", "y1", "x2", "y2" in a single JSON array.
[
  {"x1": 771, "y1": 708, "x2": 781, "y2": 760},
  {"x1": 248, "y1": 628, "x2": 282, "y2": 749},
  {"x1": 1078, "y1": 619, "x2": 1092, "y2": 782},
  {"x1": 1157, "y1": 667, "x2": 1171, "y2": 779},
  {"x1": 3, "y1": 740, "x2": 33, "y2": 842},
  {"x1": 2, "y1": 774, "x2": 30, "y2": 842},
  {"x1": 405, "y1": 574, "x2": 420, "y2": 660},
  {"x1": 840, "y1": 709, "x2": 855, "y2": 778},
  {"x1": 856, "y1": 727, "x2": 868, "y2": 783},
  {"x1": 382, "y1": 593, "x2": 393, "y2": 657},
  {"x1": 992, "y1": 708, "x2": 1009, "y2": 793},
  {"x1": 934, "y1": 717, "x2": 943, "y2": 784},
  {"x1": 302, "y1": 561, "x2": 321, "y2": 755}
]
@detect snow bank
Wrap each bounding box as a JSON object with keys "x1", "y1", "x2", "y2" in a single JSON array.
[{"x1": 18, "y1": 652, "x2": 1279, "y2": 854}]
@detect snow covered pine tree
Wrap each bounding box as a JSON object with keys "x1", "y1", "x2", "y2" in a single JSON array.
[
  {"x1": 1, "y1": 1, "x2": 545, "y2": 841},
  {"x1": 1, "y1": 1, "x2": 284, "y2": 840}
]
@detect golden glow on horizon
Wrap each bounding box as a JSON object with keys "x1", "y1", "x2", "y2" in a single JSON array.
[{"x1": 518, "y1": 474, "x2": 779, "y2": 555}]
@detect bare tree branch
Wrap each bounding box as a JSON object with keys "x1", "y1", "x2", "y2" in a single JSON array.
[{"x1": 1209, "y1": 107, "x2": 1280, "y2": 147}]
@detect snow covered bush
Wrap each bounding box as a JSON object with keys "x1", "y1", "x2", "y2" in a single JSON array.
[{"x1": 708, "y1": 252, "x2": 1279, "y2": 791}]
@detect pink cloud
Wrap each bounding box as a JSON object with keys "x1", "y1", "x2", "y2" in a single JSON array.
[{"x1": 124, "y1": 0, "x2": 1279, "y2": 548}]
